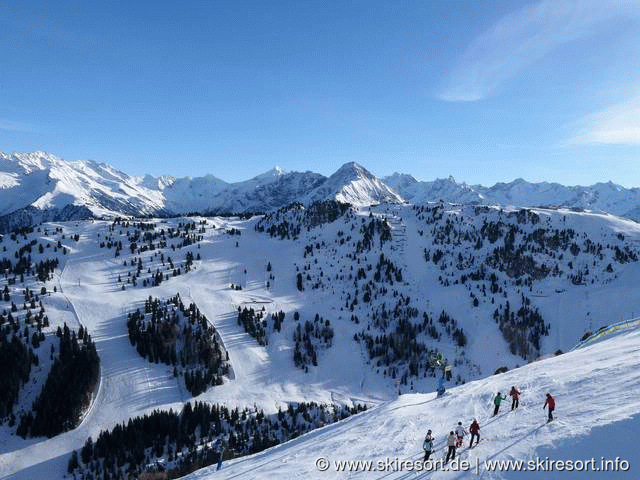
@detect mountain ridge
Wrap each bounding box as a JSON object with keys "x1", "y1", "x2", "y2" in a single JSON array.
[
  {"x1": 0, "y1": 152, "x2": 402, "y2": 228},
  {"x1": 384, "y1": 172, "x2": 640, "y2": 220},
  {"x1": 3, "y1": 151, "x2": 640, "y2": 231}
]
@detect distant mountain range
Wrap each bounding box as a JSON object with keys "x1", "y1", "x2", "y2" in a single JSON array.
[
  {"x1": 383, "y1": 173, "x2": 640, "y2": 220},
  {"x1": 1, "y1": 150, "x2": 640, "y2": 230}
]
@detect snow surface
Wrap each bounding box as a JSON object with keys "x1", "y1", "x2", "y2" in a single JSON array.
[
  {"x1": 183, "y1": 328, "x2": 640, "y2": 479},
  {"x1": 1, "y1": 207, "x2": 640, "y2": 479},
  {"x1": 0, "y1": 216, "x2": 387, "y2": 480}
]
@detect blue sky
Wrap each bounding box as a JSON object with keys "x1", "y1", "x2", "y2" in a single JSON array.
[{"x1": 1, "y1": 0, "x2": 640, "y2": 186}]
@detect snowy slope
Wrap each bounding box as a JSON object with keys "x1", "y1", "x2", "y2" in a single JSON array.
[
  {"x1": 0, "y1": 216, "x2": 389, "y2": 480},
  {"x1": 1, "y1": 207, "x2": 640, "y2": 479},
  {"x1": 184, "y1": 327, "x2": 640, "y2": 479},
  {"x1": 0, "y1": 151, "x2": 166, "y2": 217},
  {"x1": 256, "y1": 201, "x2": 640, "y2": 379}
]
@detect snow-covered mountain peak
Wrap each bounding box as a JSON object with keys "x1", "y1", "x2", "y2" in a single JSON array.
[
  {"x1": 331, "y1": 161, "x2": 374, "y2": 181},
  {"x1": 387, "y1": 172, "x2": 417, "y2": 182},
  {"x1": 247, "y1": 166, "x2": 288, "y2": 185},
  {"x1": 134, "y1": 174, "x2": 175, "y2": 191},
  {"x1": 305, "y1": 162, "x2": 404, "y2": 206},
  {"x1": 594, "y1": 180, "x2": 624, "y2": 192},
  {"x1": 0, "y1": 151, "x2": 169, "y2": 228},
  {"x1": 389, "y1": 174, "x2": 640, "y2": 220},
  {"x1": 1, "y1": 150, "x2": 61, "y2": 173}
]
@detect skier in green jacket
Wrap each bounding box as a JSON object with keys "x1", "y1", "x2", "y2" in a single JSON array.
[{"x1": 493, "y1": 392, "x2": 506, "y2": 416}]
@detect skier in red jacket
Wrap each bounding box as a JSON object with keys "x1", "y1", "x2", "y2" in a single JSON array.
[
  {"x1": 509, "y1": 386, "x2": 521, "y2": 410},
  {"x1": 469, "y1": 419, "x2": 480, "y2": 447},
  {"x1": 543, "y1": 393, "x2": 555, "y2": 422}
]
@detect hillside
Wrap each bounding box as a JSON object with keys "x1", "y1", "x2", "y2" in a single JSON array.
[
  {"x1": 255, "y1": 201, "x2": 640, "y2": 385},
  {"x1": 184, "y1": 327, "x2": 640, "y2": 479},
  {"x1": 0, "y1": 203, "x2": 639, "y2": 479}
]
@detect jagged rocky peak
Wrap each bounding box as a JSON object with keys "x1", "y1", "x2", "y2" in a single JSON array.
[{"x1": 270, "y1": 165, "x2": 286, "y2": 176}]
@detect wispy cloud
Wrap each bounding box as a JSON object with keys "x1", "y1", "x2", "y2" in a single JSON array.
[
  {"x1": 439, "y1": 0, "x2": 639, "y2": 102},
  {"x1": 571, "y1": 94, "x2": 640, "y2": 145}
]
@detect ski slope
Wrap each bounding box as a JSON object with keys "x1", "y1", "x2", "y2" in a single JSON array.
[
  {"x1": 0, "y1": 217, "x2": 387, "y2": 480},
  {"x1": 1, "y1": 209, "x2": 640, "y2": 480},
  {"x1": 184, "y1": 328, "x2": 640, "y2": 479}
]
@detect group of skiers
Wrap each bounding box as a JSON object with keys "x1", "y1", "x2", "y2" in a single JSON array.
[
  {"x1": 423, "y1": 418, "x2": 481, "y2": 463},
  {"x1": 493, "y1": 387, "x2": 555, "y2": 421},
  {"x1": 423, "y1": 388, "x2": 556, "y2": 462},
  {"x1": 493, "y1": 385, "x2": 522, "y2": 416}
]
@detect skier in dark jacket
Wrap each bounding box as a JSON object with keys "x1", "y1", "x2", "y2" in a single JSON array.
[
  {"x1": 469, "y1": 419, "x2": 480, "y2": 447},
  {"x1": 212, "y1": 438, "x2": 224, "y2": 470},
  {"x1": 509, "y1": 386, "x2": 521, "y2": 410},
  {"x1": 543, "y1": 393, "x2": 555, "y2": 422},
  {"x1": 493, "y1": 392, "x2": 506, "y2": 416},
  {"x1": 423, "y1": 430, "x2": 434, "y2": 462}
]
